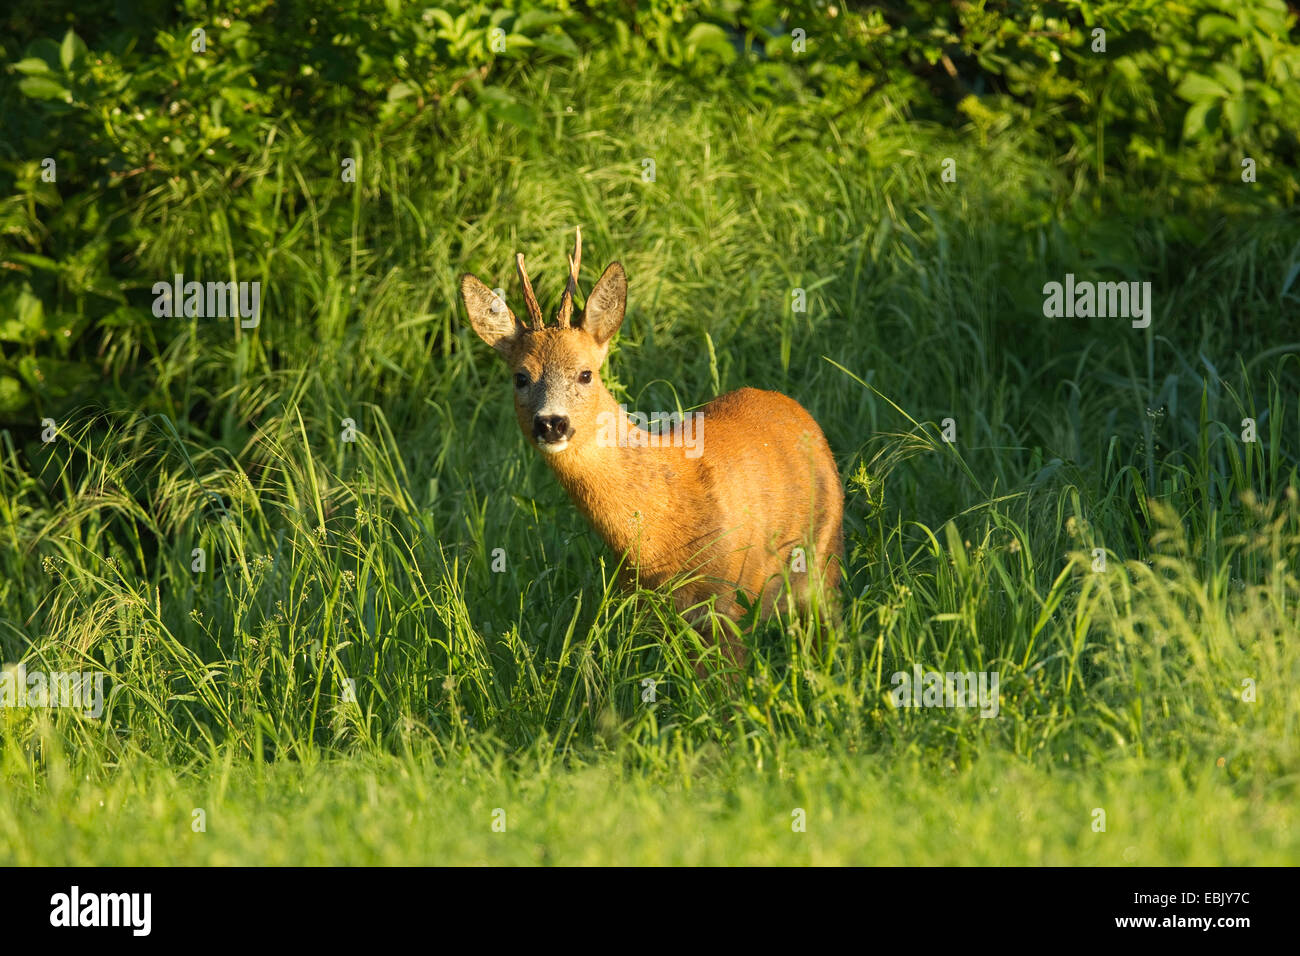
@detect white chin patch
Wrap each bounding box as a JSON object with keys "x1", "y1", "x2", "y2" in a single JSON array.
[{"x1": 537, "y1": 440, "x2": 569, "y2": 454}]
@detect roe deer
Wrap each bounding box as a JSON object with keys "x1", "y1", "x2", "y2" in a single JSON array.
[{"x1": 459, "y1": 228, "x2": 843, "y2": 665}]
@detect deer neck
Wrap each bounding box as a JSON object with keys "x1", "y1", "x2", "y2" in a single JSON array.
[{"x1": 541, "y1": 388, "x2": 703, "y2": 569}]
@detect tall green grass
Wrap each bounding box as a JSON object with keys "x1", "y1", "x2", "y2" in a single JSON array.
[{"x1": 1, "y1": 56, "x2": 1297, "y2": 863}]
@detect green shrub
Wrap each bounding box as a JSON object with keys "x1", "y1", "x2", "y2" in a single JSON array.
[{"x1": 1, "y1": 0, "x2": 1297, "y2": 425}]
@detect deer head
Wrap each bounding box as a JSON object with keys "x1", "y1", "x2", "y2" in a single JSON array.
[{"x1": 460, "y1": 228, "x2": 627, "y2": 456}]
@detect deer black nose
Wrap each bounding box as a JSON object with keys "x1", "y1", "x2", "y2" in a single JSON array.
[{"x1": 533, "y1": 415, "x2": 570, "y2": 443}]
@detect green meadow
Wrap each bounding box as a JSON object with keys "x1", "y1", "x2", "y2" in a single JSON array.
[{"x1": 1, "y1": 3, "x2": 1298, "y2": 865}]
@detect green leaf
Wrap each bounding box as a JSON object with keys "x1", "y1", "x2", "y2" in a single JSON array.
[
  {"x1": 477, "y1": 86, "x2": 536, "y2": 131},
  {"x1": 531, "y1": 33, "x2": 579, "y2": 58},
  {"x1": 497, "y1": 33, "x2": 534, "y2": 57},
  {"x1": 13, "y1": 57, "x2": 53, "y2": 75},
  {"x1": 60, "y1": 29, "x2": 88, "y2": 70},
  {"x1": 1223, "y1": 97, "x2": 1248, "y2": 136},
  {"x1": 684, "y1": 23, "x2": 737, "y2": 64},
  {"x1": 17, "y1": 354, "x2": 95, "y2": 396},
  {"x1": 1210, "y1": 63, "x2": 1244, "y2": 95},
  {"x1": 0, "y1": 285, "x2": 45, "y2": 344},
  {"x1": 18, "y1": 76, "x2": 70, "y2": 100},
  {"x1": 513, "y1": 10, "x2": 567, "y2": 34},
  {"x1": 1175, "y1": 73, "x2": 1229, "y2": 102},
  {"x1": 25, "y1": 38, "x2": 61, "y2": 71},
  {"x1": 4, "y1": 252, "x2": 61, "y2": 273},
  {"x1": 46, "y1": 312, "x2": 89, "y2": 355},
  {"x1": 0, "y1": 376, "x2": 26, "y2": 416},
  {"x1": 424, "y1": 8, "x2": 454, "y2": 31},
  {"x1": 1181, "y1": 98, "x2": 1216, "y2": 140},
  {"x1": 1197, "y1": 14, "x2": 1241, "y2": 40},
  {"x1": 487, "y1": 100, "x2": 536, "y2": 130}
]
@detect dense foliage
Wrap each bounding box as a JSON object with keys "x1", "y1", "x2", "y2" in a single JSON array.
[
  {"x1": 0, "y1": 2, "x2": 1297, "y2": 865},
  {"x1": 3, "y1": 1, "x2": 1297, "y2": 422}
]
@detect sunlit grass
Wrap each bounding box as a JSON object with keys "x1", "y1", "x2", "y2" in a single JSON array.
[{"x1": 0, "y1": 55, "x2": 1297, "y2": 864}]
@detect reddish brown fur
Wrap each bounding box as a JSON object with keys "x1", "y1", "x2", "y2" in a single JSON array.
[{"x1": 460, "y1": 237, "x2": 843, "y2": 664}]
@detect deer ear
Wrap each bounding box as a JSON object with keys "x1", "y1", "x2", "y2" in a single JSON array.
[
  {"x1": 460, "y1": 274, "x2": 526, "y2": 357},
  {"x1": 580, "y1": 263, "x2": 626, "y2": 346}
]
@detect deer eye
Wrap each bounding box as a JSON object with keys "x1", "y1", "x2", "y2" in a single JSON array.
[
  {"x1": 514, "y1": 373, "x2": 529, "y2": 389},
  {"x1": 578, "y1": 370, "x2": 593, "y2": 385}
]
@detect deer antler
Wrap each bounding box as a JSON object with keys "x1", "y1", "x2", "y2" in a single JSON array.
[
  {"x1": 515, "y1": 252, "x2": 545, "y2": 329},
  {"x1": 556, "y1": 225, "x2": 583, "y2": 327}
]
